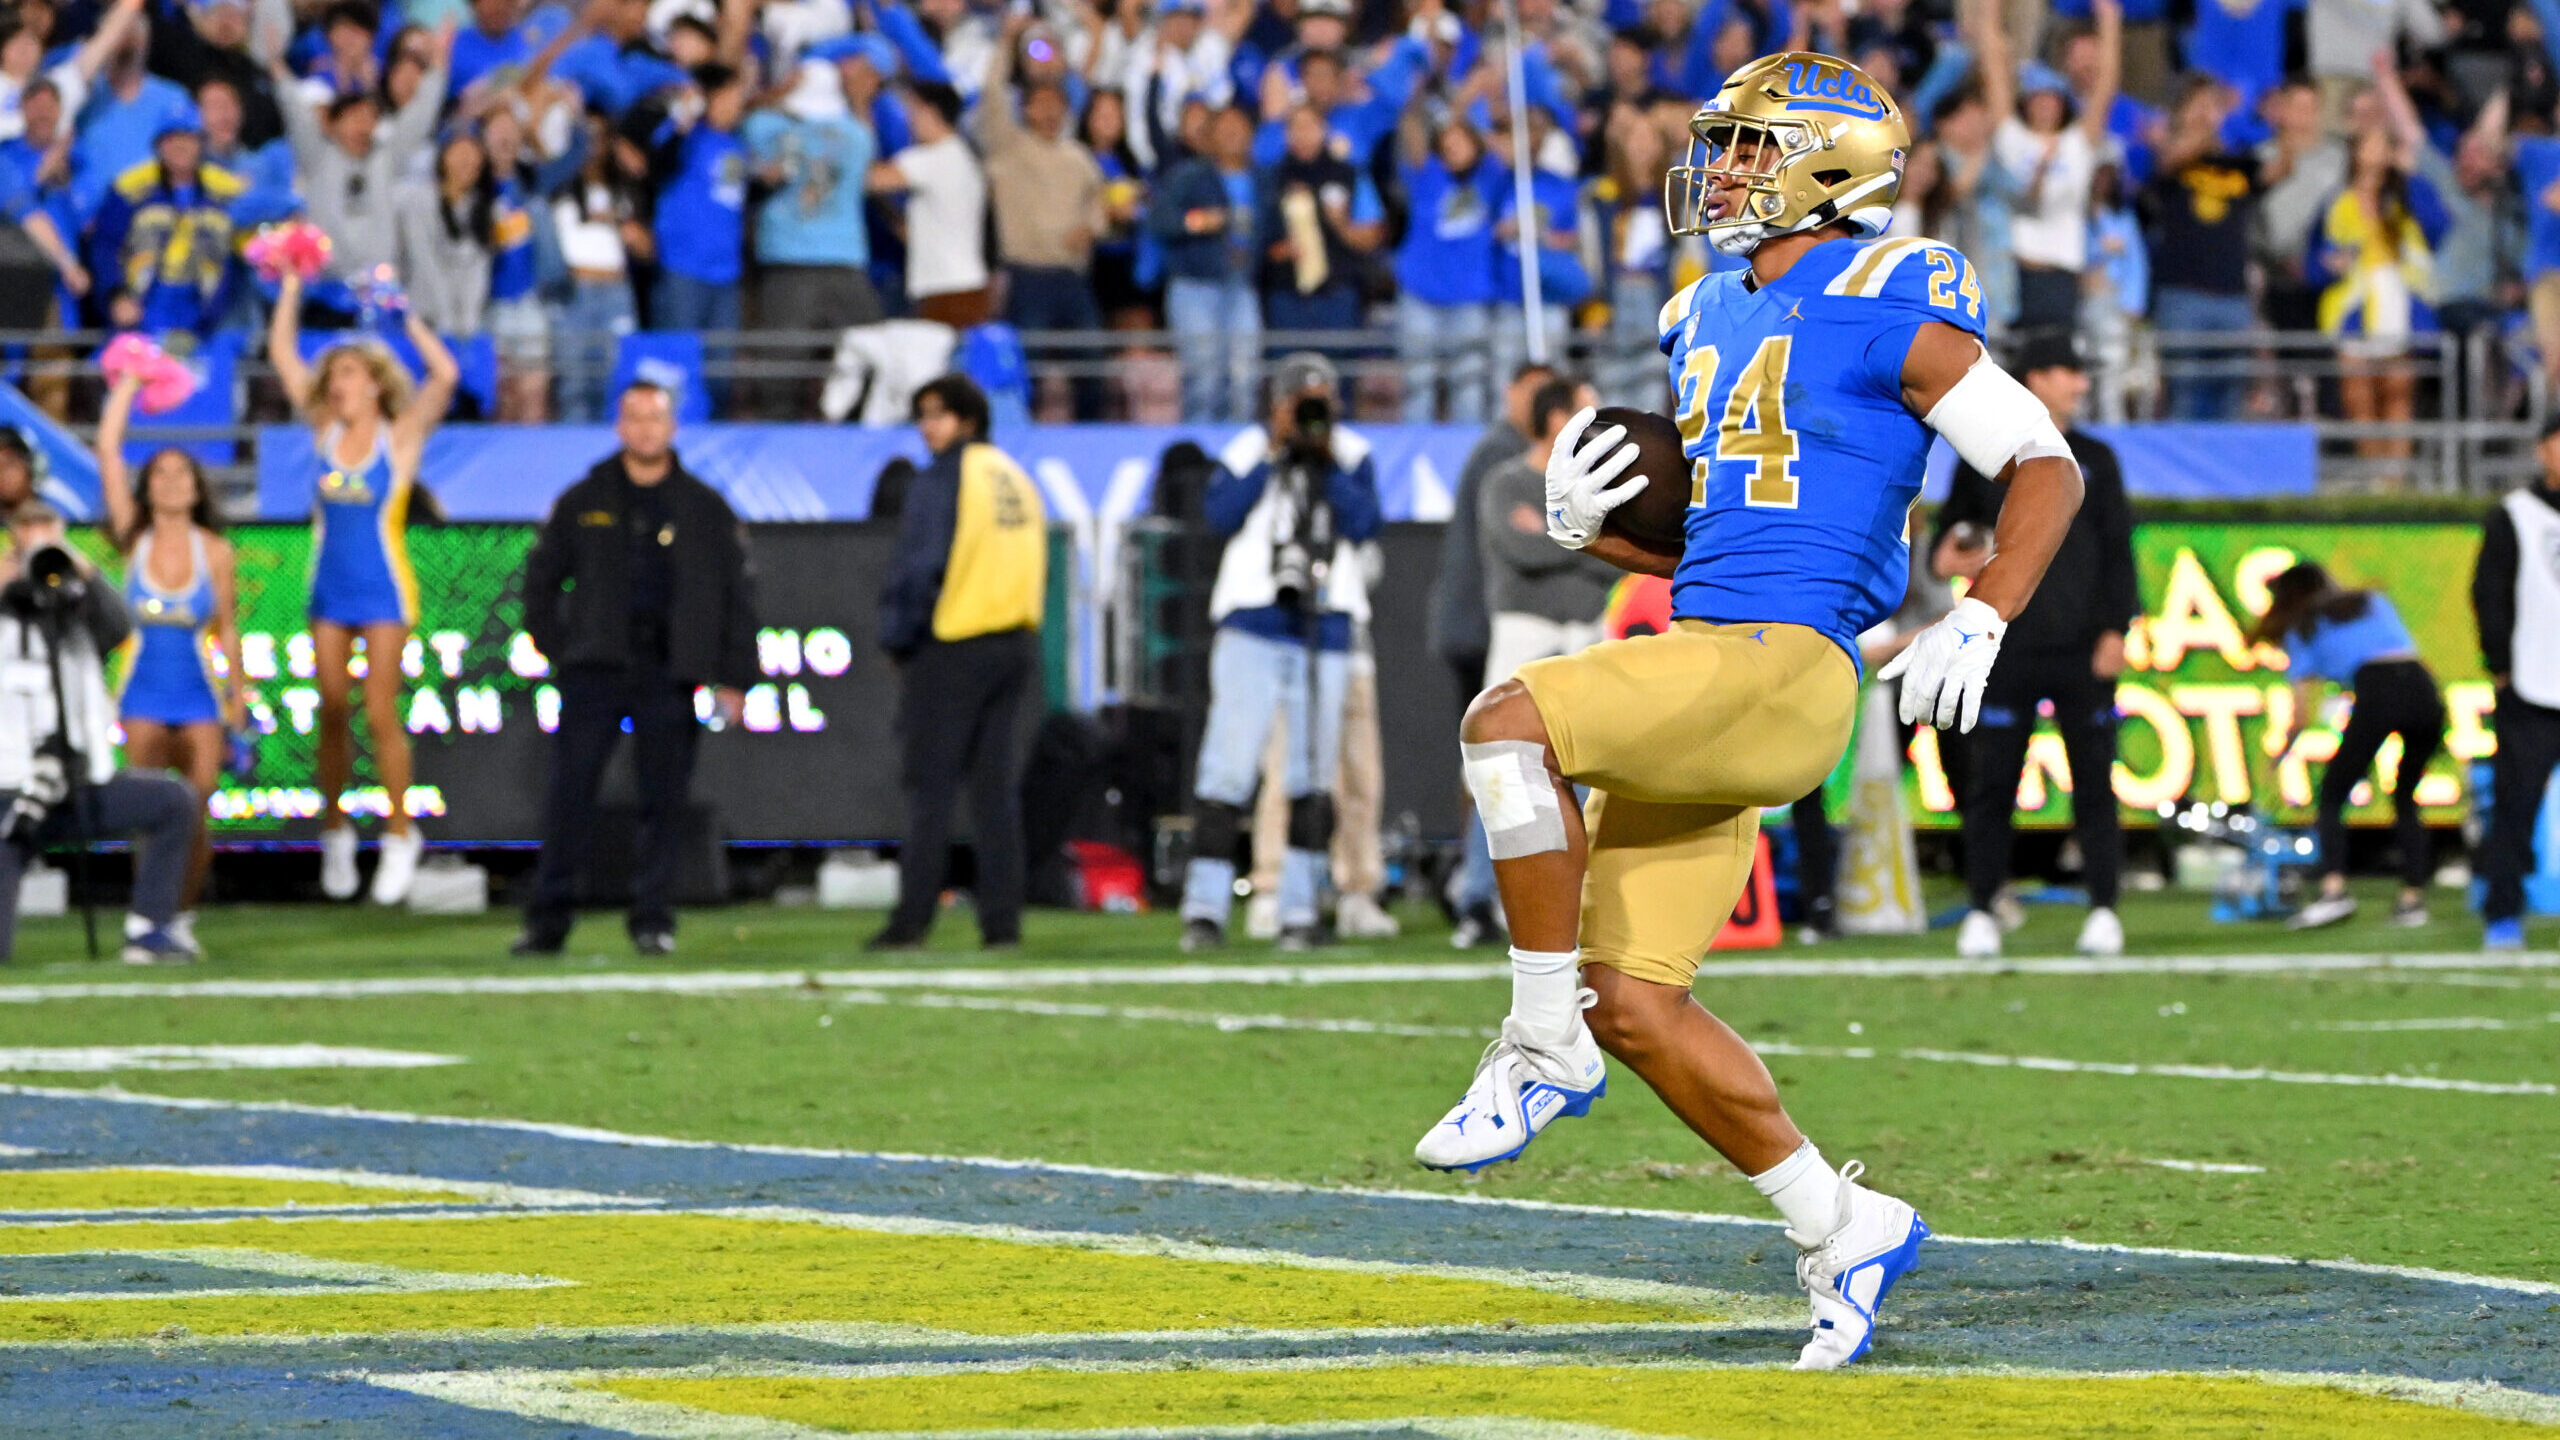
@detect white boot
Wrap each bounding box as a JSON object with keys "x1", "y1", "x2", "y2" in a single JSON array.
[
  {"x1": 2076, "y1": 907, "x2": 2123, "y2": 957},
  {"x1": 1955, "y1": 908, "x2": 2002, "y2": 959}
]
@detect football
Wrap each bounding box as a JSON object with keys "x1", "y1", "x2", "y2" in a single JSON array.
[{"x1": 1592, "y1": 406, "x2": 1694, "y2": 549}]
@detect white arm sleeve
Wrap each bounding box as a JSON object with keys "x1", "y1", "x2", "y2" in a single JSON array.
[{"x1": 1921, "y1": 347, "x2": 2077, "y2": 479}]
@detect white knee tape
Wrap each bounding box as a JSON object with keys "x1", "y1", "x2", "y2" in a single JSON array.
[{"x1": 1462, "y1": 739, "x2": 1567, "y2": 859}]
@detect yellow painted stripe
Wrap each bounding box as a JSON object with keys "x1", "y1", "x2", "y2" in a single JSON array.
[
  {"x1": 608, "y1": 1366, "x2": 2554, "y2": 1439},
  {"x1": 0, "y1": 1213, "x2": 1708, "y2": 1342},
  {"x1": 0, "y1": 1169, "x2": 472, "y2": 1212}
]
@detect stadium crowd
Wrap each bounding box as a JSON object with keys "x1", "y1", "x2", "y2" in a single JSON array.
[{"x1": 10, "y1": 0, "x2": 2560, "y2": 424}]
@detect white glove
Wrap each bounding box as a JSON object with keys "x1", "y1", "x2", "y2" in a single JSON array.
[
  {"x1": 1543, "y1": 406, "x2": 1645, "y2": 550},
  {"x1": 1876, "y1": 596, "x2": 2006, "y2": 732}
]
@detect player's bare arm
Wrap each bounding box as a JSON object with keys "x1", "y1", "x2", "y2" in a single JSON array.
[
  {"x1": 1579, "y1": 530, "x2": 1678, "y2": 578},
  {"x1": 1897, "y1": 321, "x2": 2084, "y2": 620}
]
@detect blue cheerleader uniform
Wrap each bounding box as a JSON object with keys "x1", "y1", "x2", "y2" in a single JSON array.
[
  {"x1": 308, "y1": 425, "x2": 417, "y2": 628},
  {"x1": 120, "y1": 527, "x2": 223, "y2": 727}
]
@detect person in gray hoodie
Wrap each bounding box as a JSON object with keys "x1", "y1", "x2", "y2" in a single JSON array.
[
  {"x1": 271, "y1": 33, "x2": 447, "y2": 296},
  {"x1": 1477, "y1": 374, "x2": 1616, "y2": 691}
]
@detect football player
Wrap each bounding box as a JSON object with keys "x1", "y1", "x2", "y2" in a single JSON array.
[{"x1": 1413, "y1": 52, "x2": 2086, "y2": 1370}]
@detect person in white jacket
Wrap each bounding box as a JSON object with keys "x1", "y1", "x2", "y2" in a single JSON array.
[
  {"x1": 1178, "y1": 352, "x2": 1381, "y2": 952},
  {"x1": 0, "y1": 503, "x2": 199, "y2": 963}
]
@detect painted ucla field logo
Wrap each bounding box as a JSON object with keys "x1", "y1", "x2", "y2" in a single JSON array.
[{"x1": 1782, "y1": 62, "x2": 1890, "y2": 119}]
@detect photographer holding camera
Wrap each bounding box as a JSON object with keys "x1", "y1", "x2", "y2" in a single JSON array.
[
  {"x1": 0, "y1": 503, "x2": 200, "y2": 964},
  {"x1": 1179, "y1": 352, "x2": 1381, "y2": 952}
]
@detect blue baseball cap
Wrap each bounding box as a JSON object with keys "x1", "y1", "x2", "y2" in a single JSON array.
[
  {"x1": 2018, "y1": 60, "x2": 2071, "y2": 98},
  {"x1": 810, "y1": 31, "x2": 901, "y2": 78},
  {"x1": 1161, "y1": 0, "x2": 1208, "y2": 14},
  {"x1": 154, "y1": 101, "x2": 205, "y2": 141}
]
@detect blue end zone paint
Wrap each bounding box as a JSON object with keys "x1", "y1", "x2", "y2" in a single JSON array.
[
  {"x1": 0, "y1": 1086, "x2": 2551, "y2": 1438},
  {"x1": 0, "y1": 1253, "x2": 367, "y2": 1298},
  {"x1": 0, "y1": 1361, "x2": 600, "y2": 1440}
]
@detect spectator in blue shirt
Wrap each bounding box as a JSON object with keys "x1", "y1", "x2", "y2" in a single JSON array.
[
  {"x1": 548, "y1": 0, "x2": 690, "y2": 117},
  {"x1": 87, "y1": 104, "x2": 245, "y2": 334},
  {"x1": 742, "y1": 58, "x2": 881, "y2": 416},
  {"x1": 71, "y1": 14, "x2": 197, "y2": 217},
  {"x1": 1392, "y1": 111, "x2": 1496, "y2": 423},
  {"x1": 2254, "y1": 564, "x2": 2444, "y2": 931},
  {"x1": 1149, "y1": 100, "x2": 1260, "y2": 421},
  {"x1": 0, "y1": 78, "x2": 90, "y2": 313},
  {"x1": 478, "y1": 92, "x2": 586, "y2": 418},
  {"x1": 450, "y1": 0, "x2": 569, "y2": 97},
  {"x1": 296, "y1": 1, "x2": 384, "y2": 105},
  {"x1": 647, "y1": 61, "x2": 748, "y2": 411},
  {"x1": 1486, "y1": 110, "x2": 1586, "y2": 387}
]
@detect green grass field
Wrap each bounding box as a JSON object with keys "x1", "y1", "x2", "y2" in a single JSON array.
[{"x1": 0, "y1": 878, "x2": 2552, "y2": 1436}]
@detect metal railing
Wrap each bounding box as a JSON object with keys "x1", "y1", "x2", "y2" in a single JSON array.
[{"x1": 9, "y1": 322, "x2": 2554, "y2": 502}]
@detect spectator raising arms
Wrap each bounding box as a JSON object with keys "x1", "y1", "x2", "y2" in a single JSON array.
[
  {"x1": 1977, "y1": 0, "x2": 2119, "y2": 331},
  {"x1": 272, "y1": 22, "x2": 447, "y2": 310},
  {"x1": 978, "y1": 10, "x2": 1107, "y2": 418}
]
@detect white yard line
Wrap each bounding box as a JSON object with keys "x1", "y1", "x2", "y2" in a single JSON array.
[
  {"x1": 2314, "y1": 1016, "x2": 2556, "y2": 1031},
  {"x1": 0, "y1": 1045, "x2": 461, "y2": 1072},
  {"x1": 350, "y1": 1359, "x2": 2560, "y2": 1435},
  {"x1": 0, "y1": 950, "x2": 2555, "y2": 1005},
  {"x1": 2140, "y1": 1159, "x2": 2267, "y2": 1174},
  {"x1": 4, "y1": 1083, "x2": 2555, "y2": 1299},
  {"x1": 820, "y1": 992, "x2": 2560, "y2": 1099}
]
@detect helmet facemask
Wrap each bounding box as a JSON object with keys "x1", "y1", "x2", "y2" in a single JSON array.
[{"x1": 1665, "y1": 112, "x2": 1825, "y2": 257}]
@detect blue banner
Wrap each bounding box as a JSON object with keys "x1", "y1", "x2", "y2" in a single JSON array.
[
  {"x1": 0, "y1": 383, "x2": 102, "y2": 521},
  {"x1": 258, "y1": 419, "x2": 2320, "y2": 524},
  {"x1": 1922, "y1": 422, "x2": 2317, "y2": 501},
  {"x1": 257, "y1": 422, "x2": 1482, "y2": 524}
]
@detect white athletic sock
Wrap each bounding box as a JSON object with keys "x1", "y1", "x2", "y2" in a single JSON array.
[
  {"x1": 1751, "y1": 1139, "x2": 1844, "y2": 1240},
  {"x1": 1508, "y1": 946, "x2": 1582, "y2": 1045}
]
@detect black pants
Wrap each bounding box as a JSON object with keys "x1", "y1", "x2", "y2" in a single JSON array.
[
  {"x1": 1791, "y1": 789, "x2": 1836, "y2": 930},
  {"x1": 0, "y1": 772, "x2": 195, "y2": 959},
  {"x1": 2320, "y1": 660, "x2": 2444, "y2": 889},
  {"x1": 886, "y1": 629, "x2": 1036, "y2": 943},
  {"x1": 2482, "y1": 688, "x2": 2560, "y2": 922},
  {"x1": 1962, "y1": 654, "x2": 2123, "y2": 910},
  {"x1": 524, "y1": 661, "x2": 703, "y2": 942}
]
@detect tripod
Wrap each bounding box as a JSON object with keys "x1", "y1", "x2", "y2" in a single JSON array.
[{"x1": 30, "y1": 600, "x2": 100, "y2": 959}]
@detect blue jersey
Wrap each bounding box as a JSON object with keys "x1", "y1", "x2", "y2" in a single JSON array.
[
  {"x1": 121, "y1": 527, "x2": 222, "y2": 727},
  {"x1": 1660, "y1": 233, "x2": 1988, "y2": 663},
  {"x1": 308, "y1": 427, "x2": 417, "y2": 628}
]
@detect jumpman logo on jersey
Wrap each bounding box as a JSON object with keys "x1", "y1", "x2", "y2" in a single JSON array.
[
  {"x1": 1746, "y1": 626, "x2": 1771, "y2": 645},
  {"x1": 1779, "y1": 299, "x2": 1806, "y2": 325}
]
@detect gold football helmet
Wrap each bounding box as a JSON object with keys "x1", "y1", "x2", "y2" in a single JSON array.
[{"x1": 1666, "y1": 52, "x2": 1910, "y2": 257}]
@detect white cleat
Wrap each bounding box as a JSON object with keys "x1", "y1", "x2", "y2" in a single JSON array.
[
  {"x1": 371, "y1": 827, "x2": 425, "y2": 906},
  {"x1": 2076, "y1": 906, "x2": 2123, "y2": 957},
  {"x1": 319, "y1": 825, "x2": 360, "y2": 901},
  {"x1": 1243, "y1": 891, "x2": 1281, "y2": 941},
  {"x1": 1415, "y1": 1000, "x2": 1607, "y2": 1173},
  {"x1": 1955, "y1": 908, "x2": 2002, "y2": 959},
  {"x1": 1789, "y1": 1160, "x2": 1930, "y2": 1370},
  {"x1": 2287, "y1": 893, "x2": 2357, "y2": 930},
  {"x1": 1334, "y1": 891, "x2": 1402, "y2": 939}
]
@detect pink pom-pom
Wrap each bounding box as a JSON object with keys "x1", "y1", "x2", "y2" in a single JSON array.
[
  {"x1": 99, "y1": 333, "x2": 198, "y2": 416},
  {"x1": 246, "y1": 221, "x2": 332, "y2": 282}
]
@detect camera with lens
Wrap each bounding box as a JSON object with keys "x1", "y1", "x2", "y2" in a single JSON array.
[
  {"x1": 3, "y1": 544, "x2": 85, "y2": 616},
  {"x1": 1268, "y1": 458, "x2": 1335, "y2": 618},
  {"x1": 1285, "y1": 393, "x2": 1334, "y2": 462}
]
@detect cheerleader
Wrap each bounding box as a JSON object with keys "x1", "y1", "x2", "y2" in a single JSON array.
[
  {"x1": 265, "y1": 268, "x2": 458, "y2": 904},
  {"x1": 97, "y1": 371, "x2": 244, "y2": 939}
]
